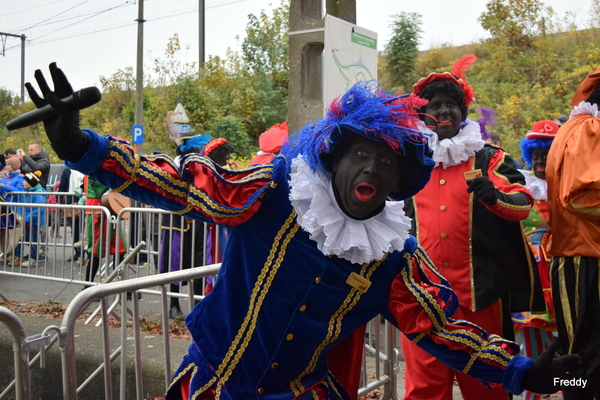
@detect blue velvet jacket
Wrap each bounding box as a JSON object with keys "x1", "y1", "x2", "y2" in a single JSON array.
[{"x1": 67, "y1": 131, "x2": 532, "y2": 399}]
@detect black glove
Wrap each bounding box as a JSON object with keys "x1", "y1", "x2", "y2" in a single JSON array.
[
  {"x1": 521, "y1": 339, "x2": 584, "y2": 394},
  {"x1": 466, "y1": 176, "x2": 498, "y2": 205},
  {"x1": 25, "y1": 62, "x2": 89, "y2": 162}
]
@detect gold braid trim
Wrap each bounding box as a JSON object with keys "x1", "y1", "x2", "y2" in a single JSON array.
[
  {"x1": 214, "y1": 211, "x2": 299, "y2": 382},
  {"x1": 221, "y1": 221, "x2": 301, "y2": 384},
  {"x1": 167, "y1": 362, "x2": 196, "y2": 391},
  {"x1": 291, "y1": 258, "x2": 385, "y2": 394},
  {"x1": 491, "y1": 152, "x2": 525, "y2": 187},
  {"x1": 412, "y1": 332, "x2": 427, "y2": 344},
  {"x1": 327, "y1": 375, "x2": 343, "y2": 398},
  {"x1": 192, "y1": 212, "x2": 299, "y2": 399},
  {"x1": 496, "y1": 199, "x2": 532, "y2": 210},
  {"x1": 400, "y1": 253, "x2": 447, "y2": 331}
]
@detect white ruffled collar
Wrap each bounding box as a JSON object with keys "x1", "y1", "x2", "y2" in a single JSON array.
[
  {"x1": 288, "y1": 157, "x2": 412, "y2": 265},
  {"x1": 519, "y1": 169, "x2": 547, "y2": 201},
  {"x1": 425, "y1": 121, "x2": 485, "y2": 168},
  {"x1": 570, "y1": 101, "x2": 600, "y2": 119}
]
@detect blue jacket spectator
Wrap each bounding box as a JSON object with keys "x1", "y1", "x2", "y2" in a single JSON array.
[
  {"x1": 0, "y1": 157, "x2": 25, "y2": 199},
  {"x1": 13, "y1": 171, "x2": 46, "y2": 267}
]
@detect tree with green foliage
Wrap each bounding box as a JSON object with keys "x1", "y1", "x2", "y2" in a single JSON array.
[
  {"x1": 383, "y1": 12, "x2": 423, "y2": 92},
  {"x1": 479, "y1": 0, "x2": 555, "y2": 51}
]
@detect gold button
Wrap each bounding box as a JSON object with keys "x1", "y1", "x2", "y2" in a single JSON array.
[
  {"x1": 299, "y1": 305, "x2": 307, "y2": 312},
  {"x1": 271, "y1": 362, "x2": 279, "y2": 369},
  {"x1": 258, "y1": 387, "x2": 264, "y2": 394},
  {"x1": 440, "y1": 205, "x2": 447, "y2": 211},
  {"x1": 441, "y1": 233, "x2": 448, "y2": 239},
  {"x1": 532, "y1": 227, "x2": 537, "y2": 231},
  {"x1": 533, "y1": 219, "x2": 538, "y2": 222},
  {"x1": 536, "y1": 200, "x2": 542, "y2": 204},
  {"x1": 286, "y1": 333, "x2": 294, "y2": 341},
  {"x1": 315, "y1": 277, "x2": 322, "y2": 284},
  {"x1": 442, "y1": 262, "x2": 449, "y2": 268},
  {"x1": 439, "y1": 179, "x2": 446, "y2": 185}
]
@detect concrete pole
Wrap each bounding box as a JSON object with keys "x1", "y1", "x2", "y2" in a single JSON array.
[
  {"x1": 20, "y1": 34, "x2": 26, "y2": 102},
  {"x1": 134, "y1": 0, "x2": 145, "y2": 154},
  {"x1": 287, "y1": 0, "x2": 356, "y2": 133}
]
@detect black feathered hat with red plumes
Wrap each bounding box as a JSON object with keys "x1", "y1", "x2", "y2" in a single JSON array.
[{"x1": 413, "y1": 54, "x2": 477, "y2": 108}]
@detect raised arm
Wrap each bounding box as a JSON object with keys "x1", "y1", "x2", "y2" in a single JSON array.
[
  {"x1": 23, "y1": 62, "x2": 280, "y2": 226},
  {"x1": 389, "y1": 245, "x2": 582, "y2": 395}
]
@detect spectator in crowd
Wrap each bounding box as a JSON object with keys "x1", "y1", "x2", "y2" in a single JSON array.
[
  {"x1": 82, "y1": 176, "x2": 126, "y2": 288},
  {"x1": 511, "y1": 120, "x2": 560, "y2": 400},
  {"x1": 0, "y1": 157, "x2": 25, "y2": 199},
  {"x1": 485, "y1": 131, "x2": 502, "y2": 148},
  {"x1": 58, "y1": 167, "x2": 85, "y2": 261},
  {"x1": 249, "y1": 121, "x2": 289, "y2": 165},
  {"x1": 4, "y1": 148, "x2": 18, "y2": 159},
  {"x1": 546, "y1": 66, "x2": 600, "y2": 400},
  {"x1": 485, "y1": 132, "x2": 523, "y2": 168},
  {"x1": 18, "y1": 142, "x2": 51, "y2": 261},
  {"x1": 18, "y1": 142, "x2": 51, "y2": 189},
  {"x1": 402, "y1": 55, "x2": 544, "y2": 400},
  {"x1": 13, "y1": 171, "x2": 46, "y2": 267},
  {"x1": 24, "y1": 63, "x2": 582, "y2": 400},
  {"x1": 0, "y1": 193, "x2": 23, "y2": 264}
]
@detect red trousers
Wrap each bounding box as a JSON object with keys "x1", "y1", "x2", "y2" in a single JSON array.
[{"x1": 401, "y1": 300, "x2": 510, "y2": 400}]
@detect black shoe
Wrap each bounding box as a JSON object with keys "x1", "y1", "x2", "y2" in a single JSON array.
[{"x1": 169, "y1": 305, "x2": 184, "y2": 320}]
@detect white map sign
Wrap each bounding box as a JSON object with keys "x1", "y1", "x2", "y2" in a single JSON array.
[{"x1": 323, "y1": 15, "x2": 378, "y2": 114}]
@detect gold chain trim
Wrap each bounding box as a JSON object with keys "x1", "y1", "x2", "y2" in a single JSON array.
[
  {"x1": 291, "y1": 258, "x2": 385, "y2": 393},
  {"x1": 213, "y1": 211, "x2": 298, "y2": 383}
]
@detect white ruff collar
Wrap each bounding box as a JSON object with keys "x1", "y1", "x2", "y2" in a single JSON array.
[
  {"x1": 288, "y1": 157, "x2": 411, "y2": 265},
  {"x1": 520, "y1": 169, "x2": 547, "y2": 201},
  {"x1": 425, "y1": 121, "x2": 485, "y2": 168},
  {"x1": 570, "y1": 101, "x2": 600, "y2": 119}
]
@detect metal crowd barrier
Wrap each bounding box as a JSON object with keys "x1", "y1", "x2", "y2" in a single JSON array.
[
  {"x1": 0, "y1": 194, "x2": 403, "y2": 399},
  {"x1": 0, "y1": 199, "x2": 112, "y2": 289},
  {"x1": 59, "y1": 264, "x2": 220, "y2": 400},
  {"x1": 0, "y1": 306, "x2": 53, "y2": 400}
]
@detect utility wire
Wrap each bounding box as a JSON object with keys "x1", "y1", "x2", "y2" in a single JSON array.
[{"x1": 2, "y1": 0, "x2": 251, "y2": 53}]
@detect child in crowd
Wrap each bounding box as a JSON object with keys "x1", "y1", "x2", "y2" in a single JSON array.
[{"x1": 13, "y1": 171, "x2": 46, "y2": 267}]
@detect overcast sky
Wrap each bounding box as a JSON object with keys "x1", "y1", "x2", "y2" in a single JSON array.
[{"x1": 0, "y1": 0, "x2": 594, "y2": 97}]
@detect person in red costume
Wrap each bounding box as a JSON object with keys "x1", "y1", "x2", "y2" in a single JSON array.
[
  {"x1": 249, "y1": 121, "x2": 289, "y2": 165},
  {"x1": 401, "y1": 55, "x2": 545, "y2": 400}
]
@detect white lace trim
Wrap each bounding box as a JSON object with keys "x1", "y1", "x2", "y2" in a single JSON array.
[
  {"x1": 520, "y1": 169, "x2": 547, "y2": 201},
  {"x1": 288, "y1": 157, "x2": 412, "y2": 265},
  {"x1": 425, "y1": 121, "x2": 485, "y2": 168},
  {"x1": 570, "y1": 101, "x2": 600, "y2": 119}
]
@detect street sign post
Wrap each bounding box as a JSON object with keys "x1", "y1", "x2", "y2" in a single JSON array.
[{"x1": 132, "y1": 124, "x2": 144, "y2": 153}]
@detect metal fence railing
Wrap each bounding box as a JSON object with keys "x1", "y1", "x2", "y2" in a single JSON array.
[{"x1": 0, "y1": 196, "x2": 403, "y2": 399}]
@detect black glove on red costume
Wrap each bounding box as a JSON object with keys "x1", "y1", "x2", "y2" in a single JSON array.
[
  {"x1": 25, "y1": 62, "x2": 89, "y2": 162},
  {"x1": 520, "y1": 339, "x2": 584, "y2": 394},
  {"x1": 466, "y1": 176, "x2": 498, "y2": 205}
]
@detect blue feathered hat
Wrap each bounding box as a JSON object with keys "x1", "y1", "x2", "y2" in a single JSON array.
[
  {"x1": 519, "y1": 120, "x2": 559, "y2": 167},
  {"x1": 179, "y1": 132, "x2": 212, "y2": 153},
  {"x1": 281, "y1": 81, "x2": 435, "y2": 201}
]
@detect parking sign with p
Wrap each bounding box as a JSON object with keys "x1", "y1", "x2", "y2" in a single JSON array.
[{"x1": 132, "y1": 125, "x2": 144, "y2": 144}]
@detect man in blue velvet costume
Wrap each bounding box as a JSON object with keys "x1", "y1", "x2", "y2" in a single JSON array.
[{"x1": 20, "y1": 63, "x2": 581, "y2": 399}]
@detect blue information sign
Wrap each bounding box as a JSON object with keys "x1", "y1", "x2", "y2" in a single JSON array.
[{"x1": 132, "y1": 125, "x2": 144, "y2": 144}]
